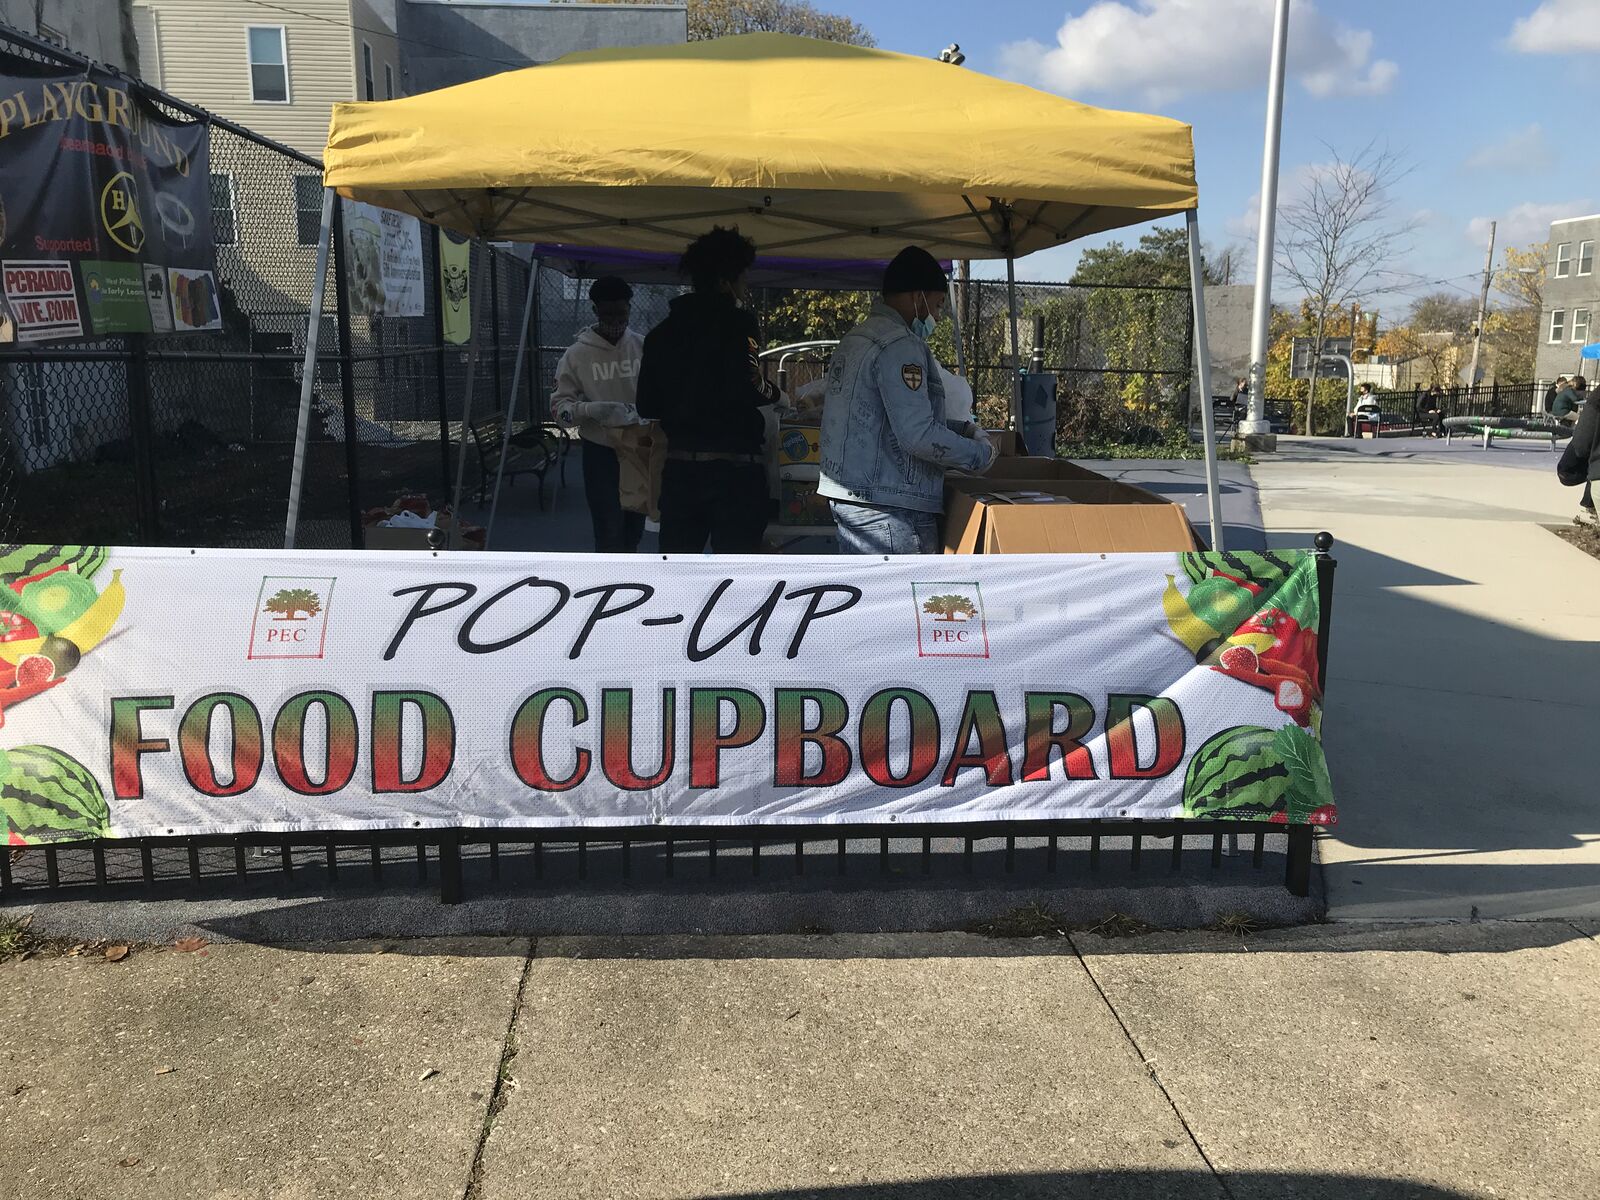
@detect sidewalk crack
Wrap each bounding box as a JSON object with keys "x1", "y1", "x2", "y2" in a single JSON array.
[
  {"x1": 1068, "y1": 935, "x2": 1237, "y2": 1200},
  {"x1": 463, "y1": 937, "x2": 537, "y2": 1200}
]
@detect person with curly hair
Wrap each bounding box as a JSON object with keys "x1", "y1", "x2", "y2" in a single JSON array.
[{"x1": 637, "y1": 226, "x2": 779, "y2": 553}]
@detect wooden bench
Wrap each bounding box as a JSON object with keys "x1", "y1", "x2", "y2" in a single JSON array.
[{"x1": 468, "y1": 413, "x2": 559, "y2": 508}]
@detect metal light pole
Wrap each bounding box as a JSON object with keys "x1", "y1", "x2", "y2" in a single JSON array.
[
  {"x1": 1467, "y1": 219, "x2": 1496, "y2": 389},
  {"x1": 1243, "y1": 0, "x2": 1291, "y2": 439}
]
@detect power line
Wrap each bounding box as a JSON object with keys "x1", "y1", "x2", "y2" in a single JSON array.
[{"x1": 234, "y1": 0, "x2": 540, "y2": 76}]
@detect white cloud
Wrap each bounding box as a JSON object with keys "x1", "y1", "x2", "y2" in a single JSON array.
[
  {"x1": 1463, "y1": 124, "x2": 1555, "y2": 173},
  {"x1": 1467, "y1": 200, "x2": 1594, "y2": 248},
  {"x1": 1509, "y1": 0, "x2": 1600, "y2": 54},
  {"x1": 998, "y1": 0, "x2": 1398, "y2": 105}
]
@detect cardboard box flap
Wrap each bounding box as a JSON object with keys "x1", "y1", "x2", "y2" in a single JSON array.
[
  {"x1": 941, "y1": 474, "x2": 1200, "y2": 554},
  {"x1": 944, "y1": 476, "x2": 1168, "y2": 506},
  {"x1": 972, "y1": 457, "x2": 1108, "y2": 483},
  {"x1": 984, "y1": 502, "x2": 1197, "y2": 553}
]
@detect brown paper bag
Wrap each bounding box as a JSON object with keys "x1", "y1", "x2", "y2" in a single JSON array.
[{"x1": 607, "y1": 423, "x2": 667, "y2": 521}]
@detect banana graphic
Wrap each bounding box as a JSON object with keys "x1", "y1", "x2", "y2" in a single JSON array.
[
  {"x1": 1162, "y1": 574, "x2": 1223, "y2": 662},
  {"x1": 1224, "y1": 631, "x2": 1277, "y2": 656},
  {"x1": 0, "y1": 570, "x2": 124, "y2": 665}
]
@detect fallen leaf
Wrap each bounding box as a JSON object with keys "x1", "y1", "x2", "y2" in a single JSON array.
[
  {"x1": 173, "y1": 936, "x2": 207, "y2": 953},
  {"x1": 104, "y1": 945, "x2": 129, "y2": 963},
  {"x1": 153, "y1": 1066, "x2": 176, "y2": 1076},
  {"x1": 66, "y1": 944, "x2": 85, "y2": 957},
  {"x1": 419, "y1": 1068, "x2": 439, "y2": 1082},
  {"x1": 117, "y1": 1157, "x2": 141, "y2": 1168}
]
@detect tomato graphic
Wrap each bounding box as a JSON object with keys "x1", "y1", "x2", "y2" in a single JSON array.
[{"x1": 1234, "y1": 608, "x2": 1320, "y2": 693}]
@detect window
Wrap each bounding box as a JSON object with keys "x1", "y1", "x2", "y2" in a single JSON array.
[
  {"x1": 385, "y1": 63, "x2": 394, "y2": 100},
  {"x1": 1555, "y1": 242, "x2": 1572, "y2": 278},
  {"x1": 209, "y1": 173, "x2": 236, "y2": 245},
  {"x1": 1573, "y1": 308, "x2": 1591, "y2": 344},
  {"x1": 1549, "y1": 309, "x2": 1566, "y2": 343},
  {"x1": 362, "y1": 42, "x2": 374, "y2": 101},
  {"x1": 1580, "y1": 240, "x2": 1595, "y2": 277},
  {"x1": 293, "y1": 174, "x2": 323, "y2": 245},
  {"x1": 37, "y1": 24, "x2": 67, "y2": 48},
  {"x1": 247, "y1": 26, "x2": 288, "y2": 103}
]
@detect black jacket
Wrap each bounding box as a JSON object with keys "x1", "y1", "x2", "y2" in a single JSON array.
[
  {"x1": 636, "y1": 292, "x2": 773, "y2": 455},
  {"x1": 1559, "y1": 397, "x2": 1600, "y2": 485}
]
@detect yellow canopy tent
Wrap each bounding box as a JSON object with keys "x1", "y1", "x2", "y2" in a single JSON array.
[
  {"x1": 322, "y1": 33, "x2": 1196, "y2": 258},
  {"x1": 289, "y1": 33, "x2": 1222, "y2": 548}
]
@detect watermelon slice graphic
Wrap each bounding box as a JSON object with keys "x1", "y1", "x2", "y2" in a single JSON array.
[
  {"x1": 0, "y1": 746, "x2": 109, "y2": 845},
  {"x1": 1183, "y1": 725, "x2": 1337, "y2": 825},
  {"x1": 1182, "y1": 726, "x2": 1290, "y2": 820}
]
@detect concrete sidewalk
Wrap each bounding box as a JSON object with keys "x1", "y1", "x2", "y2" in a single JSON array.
[
  {"x1": 1252, "y1": 439, "x2": 1600, "y2": 920},
  {"x1": 2, "y1": 923, "x2": 1594, "y2": 1199}
]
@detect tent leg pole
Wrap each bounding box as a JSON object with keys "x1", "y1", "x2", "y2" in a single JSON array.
[
  {"x1": 946, "y1": 279, "x2": 968, "y2": 377},
  {"x1": 448, "y1": 248, "x2": 490, "y2": 547},
  {"x1": 1186, "y1": 209, "x2": 1225, "y2": 553},
  {"x1": 284, "y1": 187, "x2": 337, "y2": 550},
  {"x1": 1005, "y1": 252, "x2": 1022, "y2": 433},
  {"x1": 485, "y1": 256, "x2": 539, "y2": 550}
]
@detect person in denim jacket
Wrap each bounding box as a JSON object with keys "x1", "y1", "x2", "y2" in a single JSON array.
[{"x1": 819, "y1": 247, "x2": 997, "y2": 554}]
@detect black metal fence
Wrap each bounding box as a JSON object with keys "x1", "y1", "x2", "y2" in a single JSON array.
[{"x1": 0, "y1": 821, "x2": 1314, "y2": 905}]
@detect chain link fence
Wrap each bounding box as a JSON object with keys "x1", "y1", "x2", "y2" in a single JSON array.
[
  {"x1": 0, "y1": 25, "x2": 1205, "y2": 547},
  {"x1": 0, "y1": 25, "x2": 542, "y2": 548},
  {"x1": 747, "y1": 278, "x2": 1196, "y2": 446}
]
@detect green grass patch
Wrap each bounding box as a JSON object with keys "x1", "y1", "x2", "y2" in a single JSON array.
[
  {"x1": 0, "y1": 915, "x2": 34, "y2": 960},
  {"x1": 1060, "y1": 434, "x2": 1253, "y2": 463}
]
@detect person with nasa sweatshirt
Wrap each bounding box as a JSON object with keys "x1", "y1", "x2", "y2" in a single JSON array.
[{"x1": 551, "y1": 276, "x2": 649, "y2": 552}]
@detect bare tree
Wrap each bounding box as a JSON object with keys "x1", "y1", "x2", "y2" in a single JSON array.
[
  {"x1": 1203, "y1": 243, "x2": 1245, "y2": 287},
  {"x1": 1275, "y1": 144, "x2": 1416, "y2": 433}
]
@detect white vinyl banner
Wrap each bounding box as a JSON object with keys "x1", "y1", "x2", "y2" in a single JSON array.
[{"x1": 0, "y1": 546, "x2": 1336, "y2": 845}]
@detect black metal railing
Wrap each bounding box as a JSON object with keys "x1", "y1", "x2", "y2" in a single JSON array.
[{"x1": 1, "y1": 822, "x2": 1313, "y2": 906}]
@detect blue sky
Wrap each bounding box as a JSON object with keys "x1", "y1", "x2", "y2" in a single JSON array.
[{"x1": 840, "y1": 0, "x2": 1598, "y2": 315}]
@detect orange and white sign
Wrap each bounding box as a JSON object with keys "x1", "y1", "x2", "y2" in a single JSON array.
[{"x1": 2, "y1": 260, "x2": 83, "y2": 342}]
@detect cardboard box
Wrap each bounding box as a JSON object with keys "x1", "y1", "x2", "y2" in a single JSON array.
[
  {"x1": 776, "y1": 424, "x2": 823, "y2": 466},
  {"x1": 364, "y1": 516, "x2": 476, "y2": 550},
  {"x1": 942, "y1": 477, "x2": 1199, "y2": 554}
]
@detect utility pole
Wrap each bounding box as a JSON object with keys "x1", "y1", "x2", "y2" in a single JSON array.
[
  {"x1": 1467, "y1": 220, "x2": 1496, "y2": 389},
  {"x1": 1242, "y1": 0, "x2": 1291, "y2": 443}
]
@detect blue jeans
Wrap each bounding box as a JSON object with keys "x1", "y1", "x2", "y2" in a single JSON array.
[{"x1": 830, "y1": 501, "x2": 938, "y2": 555}]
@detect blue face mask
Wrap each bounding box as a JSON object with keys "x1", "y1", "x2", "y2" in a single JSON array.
[{"x1": 910, "y1": 293, "x2": 937, "y2": 340}]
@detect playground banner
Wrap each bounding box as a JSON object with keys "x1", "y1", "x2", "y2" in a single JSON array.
[
  {"x1": 0, "y1": 546, "x2": 1336, "y2": 845},
  {"x1": 0, "y1": 53, "x2": 216, "y2": 342}
]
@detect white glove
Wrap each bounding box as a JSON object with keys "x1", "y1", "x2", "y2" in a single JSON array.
[
  {"x1": 552, "y1": 397, "x2": 582, "y2": 428},
  {"x1": 583, "y1": 400, "x2": 635, "y2": 427}
]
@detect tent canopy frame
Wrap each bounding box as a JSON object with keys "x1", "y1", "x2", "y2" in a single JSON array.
[{"x1": 286, "y1": 32, "x2": 1223, "y2": 551}]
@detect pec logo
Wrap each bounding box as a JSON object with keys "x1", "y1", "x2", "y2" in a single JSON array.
[
  {"x1": 912, "y1": 581, "x2": 990, "y2": 659},
  {"x1": 248, "y1": 576, "x2": 336, "y2": 660}
]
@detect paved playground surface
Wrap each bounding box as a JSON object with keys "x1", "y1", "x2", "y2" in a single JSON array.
[
  {"x1": 1254, "y1": 437, "x2": 1600, "y2": 920},
  {"x1": 3, "y1": 922, "x2": 1595, "y2": 1200}
]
